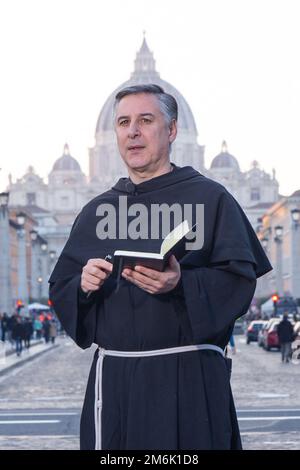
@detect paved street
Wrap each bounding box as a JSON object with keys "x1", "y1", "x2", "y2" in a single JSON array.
[
  {"x1": 0, "y1": 336, "x2": 94, "y2": 449},
  {"x1": 231, "y1": 336, "x2": 300, "y2": 449},
  {"x1": 0, "y1": 335, "x2": 299, "y2": 450}
]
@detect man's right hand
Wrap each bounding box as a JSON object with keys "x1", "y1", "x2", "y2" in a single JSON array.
[{"x1": 80, "y1": 258, "x2": 113, "y2": 293}]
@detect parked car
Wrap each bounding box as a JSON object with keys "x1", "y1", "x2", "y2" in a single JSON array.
[
  {"x1": 257, "y1": 317, "x2": 279, "y2": 347},
  {"x1": 293, "y1": 321, "x2": 300, "y2": 338},
  {"x1": 292, "y1": 321, "x2": 300, "y2": 345},
  {"x1": 258, "y1": 322, "x2": 270, "y2": 347},
  {"x1": 261, "y1": 319, "x2": 280, "y2": 351},
  {"x1": 246, "y1": 320, "x2": 266, "y2": 344},
  {"x1": 292, "y1": 322, "x2": 300, "y2": 361}
]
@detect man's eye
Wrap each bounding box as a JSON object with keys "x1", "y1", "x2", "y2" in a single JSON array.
[
  {"x1": 119, "y1": 120, "x2": 129, "y2": 126},
  {"x1": 141, "y1": 118, "x2": 152, "y2": 124}
]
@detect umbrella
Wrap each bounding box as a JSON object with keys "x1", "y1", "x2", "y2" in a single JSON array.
[{"x1": 28, "y1": 302, "x2": 50, "y2": 311}]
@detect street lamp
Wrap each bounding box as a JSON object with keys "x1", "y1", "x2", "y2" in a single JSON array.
[
  {"x1": 37, "y1": 276, "x2": 43, "y2": 300},
  {"x1": 49, "y1": 250, "x2": 56, "y2": 283},
  {"x1": 41, "y1": 242, "x2": 48, "y2": 252},
  {"x1": 274, "y1": 225, "x2": 283, "y2": 239},
  {"x1": 273, "y1": 225, "x2": 284, "y2": 296},
  {"x1": 291, "y1": 208, "x2": 300, "y2": 228},
  {"x1": 30, "y1": 229, "x2": 38, "y2": 241},
  {"x1": 16, "y1": 212, "x2": 29, "y2": 311},
  {"x1": 40, "y1": 240, "x2": 48, "y2": 300},
  {"x1": 0, "y1": 191, "x2": 12, "y2": 314},
  {"x1": 16, "y1": 212, "x2": 26, "y2": 227},
  {"x1": 290, "y1": 208, "x2": 300, "y2": 298},
  {"x1": 30, "y1": 230, "x2": 39, "y2": 300}
]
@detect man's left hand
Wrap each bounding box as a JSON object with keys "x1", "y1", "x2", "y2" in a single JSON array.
[{"x1": 121, "y1": 255, "x2": 181, "y2": 294}]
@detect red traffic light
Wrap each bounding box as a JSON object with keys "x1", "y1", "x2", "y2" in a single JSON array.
[
  {"x1": 16, "y1": 300, "x2": 23, "y2": 307},
  {"x1": 48, "y1": 299, "x2": 53, "y2": 307},
  {"x1": 272, "y1": 294, "x2": 279, "y2": 303}
]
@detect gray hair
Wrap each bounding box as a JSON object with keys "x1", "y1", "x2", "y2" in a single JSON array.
[{"x1": 113, "y1": 84, "x2": 178, "y2": 126}]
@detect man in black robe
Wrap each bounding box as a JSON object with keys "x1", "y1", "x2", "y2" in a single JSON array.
[{"x1": 49, "y1": 84, "x2": 272, "y2": 450}]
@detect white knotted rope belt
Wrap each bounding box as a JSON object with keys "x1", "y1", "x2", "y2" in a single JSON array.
[{"x1": 94, "y1": 343, "x2": 225, "y2": 450}]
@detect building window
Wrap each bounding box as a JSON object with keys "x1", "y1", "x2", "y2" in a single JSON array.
[
  {"x1": 250, "y1": 187, "x2": 260, "y2": 201},
  {"x1": 26, "y1": 192, "x2": 36, "y2": 205}
]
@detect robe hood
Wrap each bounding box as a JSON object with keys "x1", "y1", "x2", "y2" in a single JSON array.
[{"x1": 111, "y1": 164, "x2": 200, "y2": 195}]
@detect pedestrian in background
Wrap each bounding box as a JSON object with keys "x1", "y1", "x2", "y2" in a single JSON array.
[
  {"x1": 33, "y1": 317, "x2": 43, "y2": 339},
  {"x1": 23, "y1": 317, "x2": 33, "y2": 350},
  {"x1": 277, "y1": 312, "x2": 294, "y2": 363},
  {"x1": 1, "y1": 313, "x2": 9, "y2": 342},
  {"x1": 43, "y1": 317, "x2": 50, "y2": 344},
  {"x1": 49, "y1": 320, "x2": 57, "y2": 344},
  {"x1": 12, "y1": 316, "x2": 25, "y2": 357},
  {"x1": 229, "y1": 334, "x2": 236, "y2": 354}
]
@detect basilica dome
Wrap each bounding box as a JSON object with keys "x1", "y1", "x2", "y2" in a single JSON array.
[
  {"x1": 210, "y1": 141, "x2": 240, "y2": 171},
  {"x1": 52, "y1": 144, "x2": 82, "y2": 172}
]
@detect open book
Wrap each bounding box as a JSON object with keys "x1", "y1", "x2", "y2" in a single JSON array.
[{"x1": 110, "y1": 220, "x2": 196, "y2": 281}]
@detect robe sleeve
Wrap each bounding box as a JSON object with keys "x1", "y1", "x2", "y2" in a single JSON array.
[
  {"x1": 48, "y1": 212, "x2": 100, "y2": 349},
  {"x1": 209, "y1": 190, "x2": 272, "y2": 277},
  {"x1": 179, "y1": 190, "x2": 272, "y2": 344},
  {"x1": 49, "y1": 274, "x2": 98, "y2": 349},
  {"x1": 180, "y1": 260, "x2": 257, "y2": 344}
]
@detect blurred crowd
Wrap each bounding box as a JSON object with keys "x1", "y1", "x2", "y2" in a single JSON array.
[{"x1": 0, "y1": 311, "x2": 63, "y2": 357}]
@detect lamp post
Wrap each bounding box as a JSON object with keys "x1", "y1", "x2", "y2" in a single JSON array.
[
  {"x1": 30, "y1": 229, "x2": 38, "y2": 300},
  {"x1": 0, "y1": 192, "x2": 12, "y2": 314},
  {"x1": 37, "y1": 276, "x2": 43, "y2": 300},
  {"x1": 49, "y1": 250, "x2": 56, "y2": 273},
  {"x1": 274, "y1": 225, "x2": 284, "y2": 296},
  {"x1": 16, "y1": 211, "x2": 29, "y2": 312},
  {"x1": 291, "y1": 208, "x2": 300, "y2": 228},
  {"x1": 291, "y1": 208, "x2": 300, "y2": 298},
  {"x1": 40, "y1": 241, "x2": 48, "y2": 300},
  {"x1": 259, "y1": 237, "x2": 270, "y2": 297}
]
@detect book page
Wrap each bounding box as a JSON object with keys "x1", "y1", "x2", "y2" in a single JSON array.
[{"x1": 160, "y1": 220, "x2": 190, "y2": 256}]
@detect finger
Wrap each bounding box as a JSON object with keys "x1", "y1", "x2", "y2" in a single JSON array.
[
  {"x1": 82, "y1": 281, "x2": 101, "y2": 292},
  {"x1": 123, "y1": 269, "x2": 160, "y2": 289},
  {"x1": 84, "y1": 266, "x2": 106, "y2": 277},
  {"x1": 83, "y1": 269, "x2": 107, "y2": 282},
  {"x1": 123, "y1": 275, "x2": 155, "y2": 294},
  {"x1": 134, "y1": 265, "x2": 160, "y2": 280},
  {"x1": 168, "y1": 255, "x2": 180, "y2": 268},
  {"x1": 165, "y1": 255, "x2": 180, "y2": 274},
  {"x1": 87, "y1": 258, "x2": 113, "y2": 273},
  {"x1": 83, "y1": 273, "x2": 105, "y2": 286}
]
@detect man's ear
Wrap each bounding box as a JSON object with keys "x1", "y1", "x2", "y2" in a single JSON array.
[{"x1": 169, "y1": 119, "x2": 177, "y2": 144}]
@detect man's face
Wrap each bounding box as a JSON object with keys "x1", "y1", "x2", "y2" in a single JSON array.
[{"x1": 114, "y1": 93, "x2": 177, "y2": 172}]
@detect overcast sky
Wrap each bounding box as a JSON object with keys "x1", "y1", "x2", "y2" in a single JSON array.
[{"x1": 0, "y1": 0, "x2": 299, "y2": 196}]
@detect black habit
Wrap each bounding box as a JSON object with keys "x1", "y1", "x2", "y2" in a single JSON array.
[{"x1": 49, "y1": 165, "x2": 272, "y2": 450}]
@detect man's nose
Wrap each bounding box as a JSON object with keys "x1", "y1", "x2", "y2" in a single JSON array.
[{"x1": 128, "y1": 123, "x2": 141, "y2": 138}]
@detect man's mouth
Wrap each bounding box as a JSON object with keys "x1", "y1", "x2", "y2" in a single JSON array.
[{"x1": 128, "y1": 145, "x2": 145, "y2": 151}]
